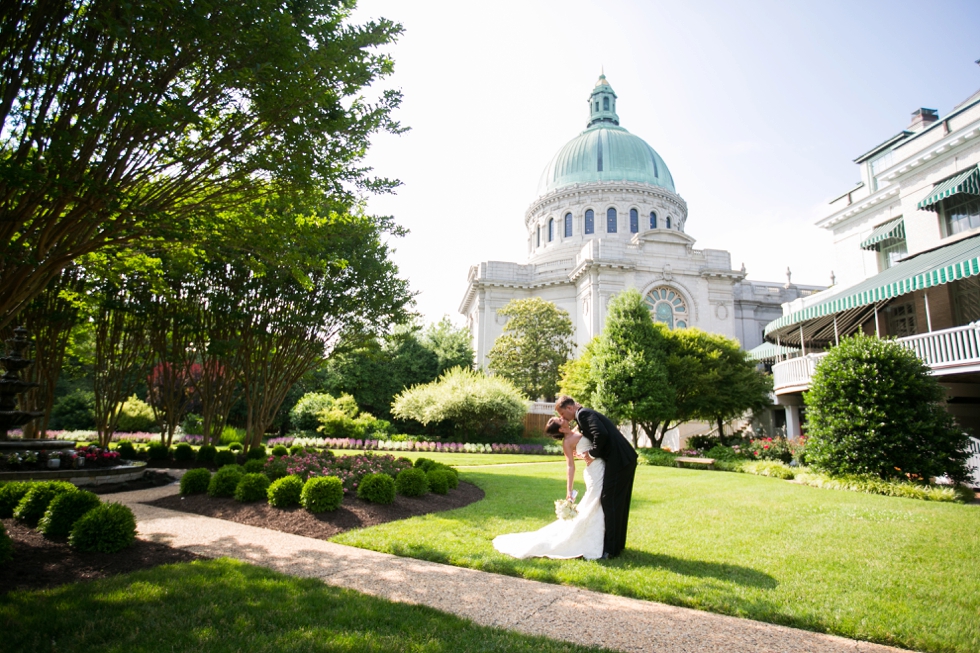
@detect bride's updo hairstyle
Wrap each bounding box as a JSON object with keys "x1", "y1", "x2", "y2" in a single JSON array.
[{"x1": 545, "y1": 417, "x2": 564, "y2": 440}]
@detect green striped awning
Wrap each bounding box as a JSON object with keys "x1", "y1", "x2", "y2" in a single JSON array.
[
  {"x1": 765, "y1": 233, "x2": 980, "y2": 338},
  {"x1": 746, "y1": 342, "x2": 799, "y2": 362},
  {"x1": 860, "y1": 217, "x2": 906, "y2": 251},
  {"x1": 917, "y1": 165, "x2": 980, "y2": 211}
]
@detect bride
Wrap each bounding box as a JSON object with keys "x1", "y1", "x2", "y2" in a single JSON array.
[{"x1": 492, "y1": 416, "x2": 605, "y2": 560}]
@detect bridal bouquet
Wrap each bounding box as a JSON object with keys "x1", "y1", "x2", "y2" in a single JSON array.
[{"x1": 554, "y1": 497, "x2": 578, "y2": 521}]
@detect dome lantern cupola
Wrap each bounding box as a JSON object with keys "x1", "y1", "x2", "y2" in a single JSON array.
[{"x1": 588, "y1": 73, "x2": 619, "y2": 127}]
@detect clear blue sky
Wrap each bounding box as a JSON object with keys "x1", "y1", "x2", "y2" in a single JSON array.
[{"x1": 351, "y1": 0, "x2": 980, "y2": 325}]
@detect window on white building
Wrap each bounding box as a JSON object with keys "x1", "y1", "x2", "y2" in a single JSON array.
[
  {"x1": 548, "y1": 218, "x2": 554, "y2": 242},
  {"x1": 629, "y1": 208, "x2": 638, "y2": 233},
  {"x1": 650, "y1": 211, "x2": 657, "y2": 229},
  {"x1": 869, "y1": 150, "x2": 894, "y2": 191},
  {"x1": 953, "y1": 276, "x2": 980, "y2": 326},
  {"x1": 666, "y1": 216, "x2": 672, "y2": 229},
  {"x1": 643, "y1": 287, "x2": 689, "y2": 329},
  {"x1": 536, "y1": 226, "x2": 540, "y2": 247},
  {"x1": 607, "y1": 207, "x2": 617, "y2": 233},
  {"x1": 585, "y1": 209, "x2": 595, "y2": 234},
  {"x1": 879, "y1": 239, "x2": 907, "y2": 271},
  {"x1": 941, "y1": 194, "x2": 980, "y2": 236},
  {"x1": 564, "y1": 213, "x2": 572, "y2": 237}
]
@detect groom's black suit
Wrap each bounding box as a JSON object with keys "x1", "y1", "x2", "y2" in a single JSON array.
[{"x1": 575, "y1": 407, "x2": 638, "y2": 558}]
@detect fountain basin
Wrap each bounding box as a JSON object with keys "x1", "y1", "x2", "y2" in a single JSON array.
[{"x1": 0, "y1": 461, "x2": 147, "y2": 486}]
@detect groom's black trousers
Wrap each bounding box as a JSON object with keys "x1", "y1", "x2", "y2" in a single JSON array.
[{"x1": 601, "y1": 462, "x2": 637, "y2": 558}]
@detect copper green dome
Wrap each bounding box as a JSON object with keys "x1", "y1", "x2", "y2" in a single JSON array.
[{"x1": 536, "y1": 75, "x2": 675, "y2": 197}]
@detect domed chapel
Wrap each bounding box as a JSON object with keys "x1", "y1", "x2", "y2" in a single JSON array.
[{"x1": 459, "y1": 75, "x2": 822, "y2": 369}]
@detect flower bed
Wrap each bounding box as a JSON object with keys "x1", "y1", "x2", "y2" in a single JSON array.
[
  {"x1": 276, "y1": 451, "x2": 413, "y2": 493},
  {"x1": 279, "y1": 436, "x2": 561, "y2": 455},
  {"x1": 1, "y1": 445, "x2": 123, "y2": 472}
]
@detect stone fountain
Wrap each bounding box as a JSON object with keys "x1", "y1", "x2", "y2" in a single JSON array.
[{"x1": 0, "y1": 326, "x2": 73, "y2": 453}]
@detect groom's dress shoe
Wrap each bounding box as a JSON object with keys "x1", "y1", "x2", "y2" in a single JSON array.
[{"x1": 599, "y1": 552, "x2": 610, "y2": 560}]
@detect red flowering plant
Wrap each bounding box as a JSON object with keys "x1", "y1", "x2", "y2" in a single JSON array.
[{"x1": 746, "y1": 437, "x2": 795, "y2": 464}]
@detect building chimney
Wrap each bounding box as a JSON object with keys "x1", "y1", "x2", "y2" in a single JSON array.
[{"x1": 908, "y1": 108, "x2": 939, "y2": 132}]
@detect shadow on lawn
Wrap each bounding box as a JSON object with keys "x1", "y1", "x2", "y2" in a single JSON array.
[{"x1": 619, "y1": 549, "x2": 778, "y2": 589}]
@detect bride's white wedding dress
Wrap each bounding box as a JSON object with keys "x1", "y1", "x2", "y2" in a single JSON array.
[{"x1": 492, "y1": 435, "x2": 605, "y2": 560}]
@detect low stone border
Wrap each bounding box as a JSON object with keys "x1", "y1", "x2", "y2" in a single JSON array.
[{"x1": 0, "y1": 461, "x2": 148, "y2": 486}]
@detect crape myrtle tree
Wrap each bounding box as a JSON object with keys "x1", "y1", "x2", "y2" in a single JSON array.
[
  {"x1": 0, "y1": 0, "x2": 404, "y2": 329},
  {"x1": 696, "y1": 331, "x2": 772, "y2": 437},
  {"x1": 487, "y1": 298, "x2": 574, "y2": 401},
  {"x1": 805, "y1": 334, "x2": 971, "y2": 483}
]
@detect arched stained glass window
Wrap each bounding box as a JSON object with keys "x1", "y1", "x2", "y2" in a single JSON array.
[
  {"x1": 585, "y1": 209, "x2": 595, "y2": 234},
  {"x1": 643, "y1": 287, "x2": 689, "y2": 329},
  {"x1": 607, "y1": 207, "x2": 617, "y2": 233},
  {"x1": 666, "y1": 216, "x2": 672, "y2": 229},
  {"x1": 564, "y1": 212, "x2": 572, "y2": 237},
  {"x1": 650, "y1": 211, "x2": 657, "y2": 229},
  {"x1": 629, "y1": 208, "x2": 638, "y2": 233},
  {"x1": 548, "y1": 218, "x2": 554, "y2": 242}
]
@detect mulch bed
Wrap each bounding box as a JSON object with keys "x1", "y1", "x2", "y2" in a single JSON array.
[
  {"x1": 0, "y1": 518, "x2": 204, "y2": 596},
  {"x1": 144, "y1": 481, "x2": 485, "y2": 540}
]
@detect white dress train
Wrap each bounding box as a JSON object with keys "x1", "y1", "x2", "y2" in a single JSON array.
[{"x1": 492, "y1": 435, "x2": 605, "y2": 560}]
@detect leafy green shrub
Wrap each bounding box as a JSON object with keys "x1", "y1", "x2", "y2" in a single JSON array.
[
  {"x1": 219, "y1": 426, "x2": 245, "y2": 445},
  {"x1": 267, "y1": 475, "x2": 303, "y2": 508},
  {"x1": 357, "y1": 473, "x2": 395, "y2": 504},
  {"x1": 228, "y1": 443, "x2": 243, "y2": 452},
  {"x1": 38, "y1": 490, "x2": 101, "y2": 539},
  {"x1": 301, "y1": 476, "x2": 344, "y2": 513},
  {"x1": 14, "y1": 482, "x2": 77, "y2": 525},
  {"x1": 315, "y1": 394, "x2": 378, "y2": 439},
  {"x1": 271, "y1": 445, "x2": 289, "y2": 457},
  {"x1": 116, "y1": 395, "x2": 156, "y2": 432},
  {"x1": 246, "y1": 445, "x2": 266, "y2": 461},
  {"x1": 638, "y1": 448, "x2": 678, "y2": 467},
  {"x1": 49, "y1": 389, "x2": 96, "y2": 430},
  {"x1": 746, "y1": 438, "x2": 793, "y2": 464},
  {"x1": 794, "y1": 471, "x2": 969, "y2": 502},
  {"x1": 68, "y1": 502, "x2": 136, "y2": 553},
  {"x1": 289, "y1": 445, "x2": 305, "y2": 456},
  {"x1": 263, "y1": 457, "x2": 288, "y2": 481},
  {"x1": 0, "y1": 522, "x2": 12, "y2": 565},
  {"x1": 196, "y1": 444, "x2": 217, "y2": 464},
  {"x1": 244, "y1": 459, "x2": 265, "y2": 474},
  {"x1": 0, "y1": 481, "x2": 33, "y2": 518},
  {"x1": 805, "y1": 335, "x2": 971, "y2": 482},
  {"x1": 208, "y1": 465, "x2": 244, "y2": 497},
  {"x1": 213, "y1": 449, "x2": 237, "y2": 467},
  {"x1": 419, "y1": 461, "x2": 458, "y2": 488},
  {"x1": 290, "y1": 392, "x2": 340, "y2": 431},
  {"x1": 704, "y1": 444, "x2": 747, "y2": 462},
  {"x1": 414, "y1": 457, "x2": 436, "y2": 471},
  {"x1": 395, "y1": 467, "x2": 429, "y2": 497},
  {"x1": 235, "y1": 473, "x2": 271, "y2": 502},
  {"x1": 426, "y1": 469, "x2": 451, "y2": 494},
  {"x1": 147, "y1": 442, "x2": 170, "y2": 461},
  {"x1": 741, "y1": 460, "x2": 795, "y2": 479},
  {"x1": 173, "y1": 443, "x2": 194, "y2": 461},
  {"x1": 180, "y1": 468, "x2": 212, "y2": 495},
  {"x1": 182, "y1": 413, "x2": 204, "y2": 435},
  {"x1": 392, "y1": 367, "x2": 527, "y2": 440},
  {"x1": 116, "y1": 441, "x2": 137, "y2": 459}
]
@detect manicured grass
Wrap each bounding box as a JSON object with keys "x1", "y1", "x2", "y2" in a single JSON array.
[
  {"x1": 332, "y1": 462, "x2": 980, "y2": 653},
  {"x1": 0, "y1": 558, "x2": 612, "y2": 653},
  {"x1": 329, "y1": 450, "x2": 560, "y2": 466}
]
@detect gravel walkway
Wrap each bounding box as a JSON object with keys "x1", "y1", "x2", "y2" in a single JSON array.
[{"x1": 115, "y1": 483, "x2": 911, "y2": 653}]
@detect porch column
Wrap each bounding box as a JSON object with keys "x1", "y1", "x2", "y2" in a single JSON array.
[
  {"x1": 924, "y1": 292, "x2": 933, "y2": 332},
  {"x1": 785, "y1": 405, "x2": 802, "y2": 440}
]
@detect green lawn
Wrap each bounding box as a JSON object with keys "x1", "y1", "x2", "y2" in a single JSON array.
[
  {"x1": 332, "y1": 460, "x2": 980, "y2": 653},
  {"x1": 0, "y1": 558, "x2": 612, "y2": 653}
]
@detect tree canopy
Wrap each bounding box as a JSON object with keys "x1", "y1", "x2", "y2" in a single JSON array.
[
  {"x1": 487, "y1": 298, "x2": 574, "y2": 401},
  {"x1": 0, "y1": 0, "x2": 403, "y2": 328}
]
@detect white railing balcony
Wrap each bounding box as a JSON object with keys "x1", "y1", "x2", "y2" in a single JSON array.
[{"x1": 772, "y1": 323, "x2": 980, "y2": 394}]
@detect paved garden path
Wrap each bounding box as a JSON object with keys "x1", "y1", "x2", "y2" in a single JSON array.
[{"x1": 115, "y1": 483, "x2": 911, "y2": 653}]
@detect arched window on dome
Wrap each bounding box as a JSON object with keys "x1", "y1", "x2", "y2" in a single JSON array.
[
  {"x1": 629, "y1": 208, "x2": 638, "y2": 233},
  {"x1": 564, "y1": 213, "x2": 572, "y2": 237},
  {"x1": 643, "y1": 287, "x2": 689, "y2": 330},
  {"x1": 585, "y1": 209, "x2": 595, "y2": 234},
  {"x1": 548, "y1": 218, "x2": 554, "y2": 242},
  {"x1": 607, "y1": 207, "x2": 617, "y2": 233},
  {"x1": 536, "y1": 226, "x2": 540, "y2": 248},
  {"x1": 650, "y1": 211, "x2": 657, "y2": 229},
  {"x1": 666, "y1": 216, "x2": 672, "y2": 229},
  {"x1": 603, "y1": 97, "x2": 609, "y2": 111}
]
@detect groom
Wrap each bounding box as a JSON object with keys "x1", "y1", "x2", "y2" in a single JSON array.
[{"x1": 556, "y1": 395, "x2": 638, "y2": 559}]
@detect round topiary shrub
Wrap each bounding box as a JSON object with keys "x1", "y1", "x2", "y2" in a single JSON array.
[
  {"x1": 147, "y1": 442, "x2": 170, "y2": 461},
  {"x1": 235, "y1": 473, "x2": 271, "y2": 502},
  {"x1": 228, "y1": 442, "x2": 243, "y2": 452},
  {"x1": 433, "y1": 463, "x2": 459, "y2": 489},
  {"x1": 14, "y1": 481, "x2": 77, "y2": 525},
  {"x1": 805, "y1": 334, "x2": 972, "y2": 482},
  {"x1": 426, "y1": 469, "x2": 450, "y2": 495},
  {"x1": 246, "y1": 444, "x2": 267, "y2": 461},
  {"x1": 357, "y1": 473, "x2": 396, "y2": 504},
  {"x1": 0, "y1": 481, "x2": 33, "y2": 518},
  {"x1": 116, "y1": 441, "x2": 137, "y2": 460},
  {"x1": 173, "y1": 443, "x2": 194, "y2": 462},
  {"x1": 395, "y1": 467, "x2": 429, "y2": 497},
  {"x1": 289, "y1": 445, "x2": 305, "y2": 456},
  {"x1": 267, "y1": 475, "x2": 304, "y2": 508},
  {"x1": 414, "y1": 457, "x2": 436, "y2": 472},
  {"x1": 68, "y1": 502, "x2": 136, "y2": 553},
  {"x1": 263, "y1": 458, "x2": 287, "y2": 482},
  {"x1": 213, "y1": 449, "x2": 237, "y2": 467},
  {"x1": 196, "y1": 444, "x2": 217, "y2": 464},
  {"x1": 0, "y1": 521, "x2": 12, "y2": 565},
  {"x1": 208, "y1": 465, "x2": 244, "y2": 497},
  {"x1": 301, "y1": 476, "x2": 344, "y2": 513},
  {"x1": 38, "y1": 489, "x2": 101, "y2": 539},
  {"x1": 180, "y1": 468, "x2": 212, "y2": 495},
  {"x1": 271, "y1": 445, "x2": 289, "y2": 457},
  {"x1": 244, "y1": 459, "x2": 266, "y2": 474}
]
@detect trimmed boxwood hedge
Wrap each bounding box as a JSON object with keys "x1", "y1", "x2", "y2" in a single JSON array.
[
  {"x1": 180, "y1": 468, "x2": 212, "y2": 495},
  {"x1": 68, "y1": 502, "x2": 136, "y2": 553},
  {"x1": 38, "y1": 490, "x2": 101, "y2": 539},
  {"x1": 395, "y1": 468, "x2": 428, "y2": 497},
  {"x1": 357, "y1": 473, "x2": 395, "y2": 504},
  {"x1": 301, "y1": 476, "x2": 343, "y2": 513}
]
